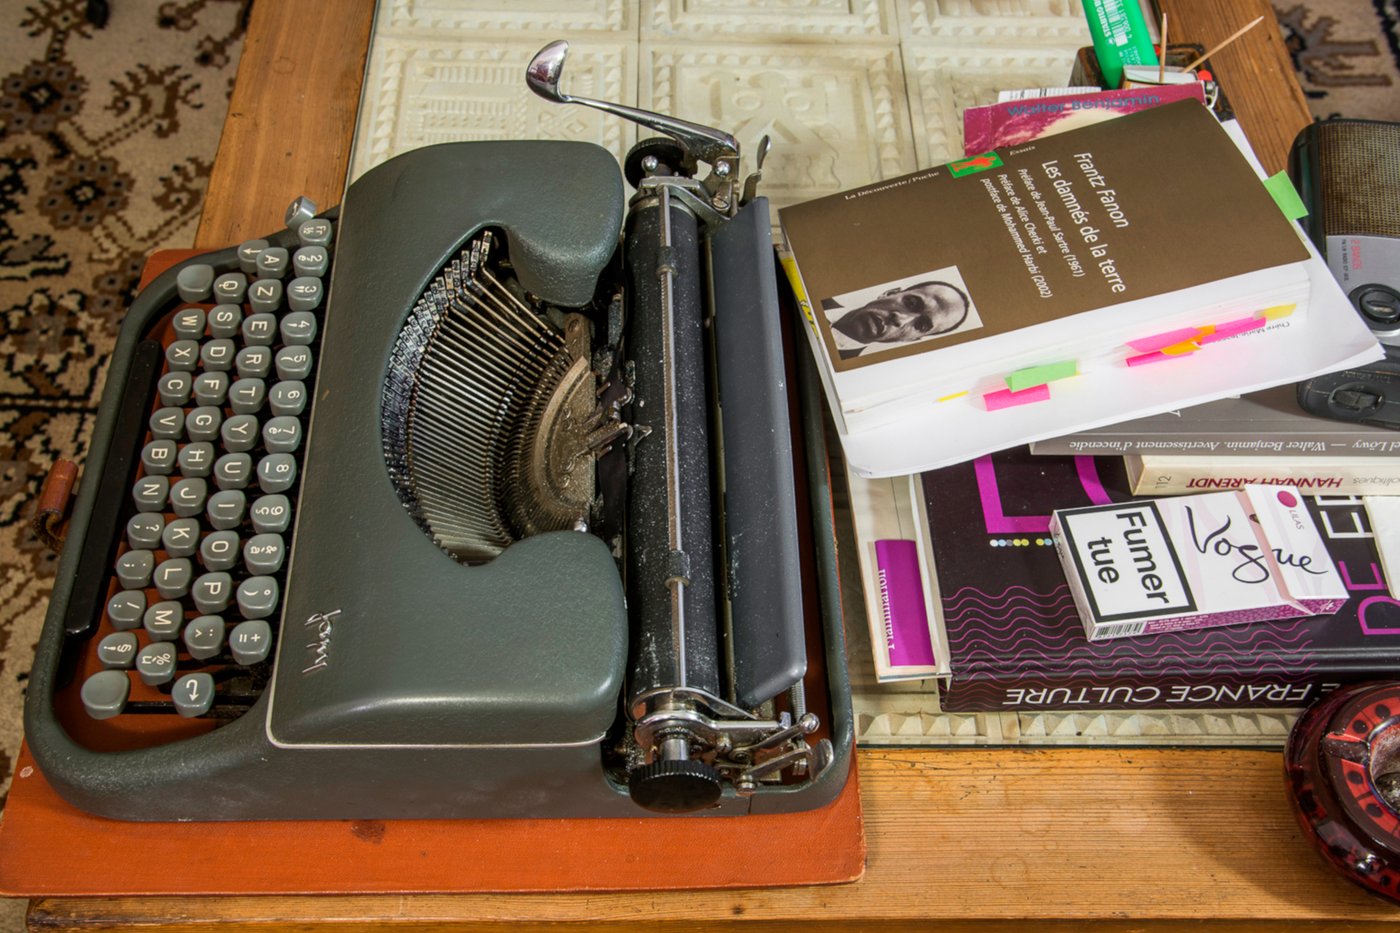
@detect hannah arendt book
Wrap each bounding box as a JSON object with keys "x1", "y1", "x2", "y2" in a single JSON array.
[{"x1": 914, "y1": 447, "x2": 1400, "y2": 712}]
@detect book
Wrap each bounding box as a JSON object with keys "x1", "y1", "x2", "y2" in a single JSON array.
[
  {"x1": 962, "y1": 83, "x2": 1206, "y2": 155},
  {"x1": 1125, "y1": 452, "x2": 1400, "y2": 495},
  {"x1": 915, "y1": 446, "x2": 1400, "y2": 712},
  {"x1": 1033, "y1": 384, "x2": 1400, "y2": 458},
  {"x1": 777, "y1": 101, "x2": 1382, "y2": 477}
]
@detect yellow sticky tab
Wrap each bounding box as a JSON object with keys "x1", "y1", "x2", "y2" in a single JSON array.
[
  {"x1": 936, "y1": 390, "x2": 969, "y2": 403},
  {"x1": 1005, "y1": 360, "x2": 1078, "y2": 393},
  {"x1": 1161, "y1": 339, "x2": 1202, "y2": 357},
  {"x1": 1259, "y1": 304, "x2": 1296, "y2": 320},
  {"x1": 778, "y1": 254, "x2": 814, "y2": 327},
  {"x1": 1264, "y1": 172, "x2": 1308, "y2": 221}
]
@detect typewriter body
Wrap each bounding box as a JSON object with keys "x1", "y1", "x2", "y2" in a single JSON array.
[{"x1": 24, "y1": 43, "x2": 853, "y2": 820}]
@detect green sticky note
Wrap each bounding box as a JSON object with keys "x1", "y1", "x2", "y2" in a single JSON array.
[
  {"x1": 1264, "y1": 172, "x2": 1308, "y2": 221},
  {"x1": 1006, "y1": 360, "x2": 1078, "y2": 393}
]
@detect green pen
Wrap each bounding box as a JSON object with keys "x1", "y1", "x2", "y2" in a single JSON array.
[{"x1": 1082, "y1": 0, "x2": 1160, "y2": 89}]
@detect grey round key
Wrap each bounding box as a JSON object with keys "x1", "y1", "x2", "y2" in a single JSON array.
[
  {"x1": 279, "y1": 311, "x2": 318, "y2": 345},
  {"x1": 199, "y1": 530, "x2": 240, "y2": 571},
  {"x1": 177, "y1": 441, "x2": 215, "y2": 478},
  {"x1": 176, "y1": 263, "x2": 215, "y2": 303},
  {"x1": 126, "y1": 512, "x2": 164, "y2": 550},
  {"x1": 153, "y1": 557, "x2": 194, "y2": 599},
  {"x1": 149, "y1": 406, "x2": 185, "y2": 440},
  {"x1": 168, "y1": 477, "x2": 208, "y2": 518},
  {"x1": 220, "y1": 414, "x2": 260, "y2": 453},
  {"x1": 267, "y1": 380, "x2": 307, "y2": 417},
  {"x1": 213, "y1": 452, "x2": 253, "y2": 491},
  {"x1": 257, "y1": 247, "x2": 290, "y2": 280},
  {"x1": 157, "y1": 371, "x2": 192, "y2": 406},
  {"x1": 161, "y1": 517, "x2": 201, "y2": 558},
  {"x1": 97, "y1": 632, "x2": 139, "y2": 669},
  {"x1": 184, "y1": 615, "x2": 226, "y2": 661},
  {"x1": 238, "y1": 238, "x2": 269, "y2": 274},
  {"x1": 192, "y1": 571, "x2": 233, "y2": 614},
  {"x1": 262, "y1": 416, "x2": 302, "y2": 453},
  {"x1": 256, "y1": 452, "x2": 297, "y2": 493},
  {"x1": 286, "y1": 278, "x2": 323, "y2": 313},
  {"x1": 242, "y1": 312, "x2": 278, "y2": 345},
  {"x1": 285, "y1": 196, "x2": 317, "y2": 228},
  {"x1": 244, "y1": 533, "x2": 286, "y2": 574},
  {"x1": 131, "y1": 475, "x2": 169, "y2": 512},
  {"x1": 165, "y1": 339, "x2": 200, "y2": 372},
  {"x1": 275, "y1": 345, "x2": 313, "y2": 381},
  {"x1": 106, "y1": 589, "x2": 146, "y2": 630},
  {"x1": 237, "y1": 576, "x2": 279, "y2": 619},
  {"x1": 185, "y1": 406, "x2": 222, "y2": 442},
  {"x1": 230, "y1": 619, "x2": 273, "y2": 665},
  {"x1": 193, "y1": 371, "x2": 230, "y2": 406},
  {"x1": 207, "y1": 306, "x2": 243, "y2": 340},
  {"x1": 213, "y1": 271, "x2": 248, "y2": 304},
  {"x1": 143, "y1": 599, "x2": 184, "y2": 641},
  {"x1": 173, "y1": 672, "x2": 216, "y2": 718},
  {"x1": 136, "y1": 642, "x2": 178, "y2": 686},
  {"x1": 228, "y1": 377, "x2": 266, "y2": 415},
  {"x1": 236, "y1": 345, "x2": 274, "y2": 379},
  {"x1": 250, "y1": 494, "x2": 291, "y2": 534},
  {"x1": 207, "y1": 489, "x2": 247, "y2": 529},
  {"x1": 292, "y1": 245, "x2": 329, "y2": 278},
  {"x1": 171, "y1": 307, "x2": 206, "y2": 340},
  {"x1": 200, "y1": 337, "x2": 236, "y2": 372},
  {"x1": 81, "y1": 670, "x2": 130, "y2": 719},
  {"x1": 140, "y1": 439, "x2": 178, "y2": 476},
  {"x1": 247, "y1": 279, "x2": 283, "y2": 315},
  {"x1": 115, "y1": 549, "x2": 154, "y2": 589},
  {"x1": 298, "y1": 218, "x2": 333, "y2": 247}
]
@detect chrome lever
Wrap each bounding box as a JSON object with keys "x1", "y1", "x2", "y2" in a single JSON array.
[{"x1": 526, "y1": 40, "x2": 740, "y2": 170}]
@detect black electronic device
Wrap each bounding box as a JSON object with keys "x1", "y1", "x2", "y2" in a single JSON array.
[
  {"x1": 1291, "y1": 118, "x2": 1400, "y2": 427},
  {"x1": 22, "y1": 40, "x2": 852, "y2": 821}
]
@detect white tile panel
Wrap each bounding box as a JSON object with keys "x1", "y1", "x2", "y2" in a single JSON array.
[
  {"x1": 645, "y1": 0, "x2": 896, "y2": 40},
  {"x1": 379, "y1": 0, "x2": 637, "y2": 35}
]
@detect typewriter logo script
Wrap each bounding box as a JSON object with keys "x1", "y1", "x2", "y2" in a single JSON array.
[{"x1": 302, "y1": 609, "x2": 344, "y2": 675}]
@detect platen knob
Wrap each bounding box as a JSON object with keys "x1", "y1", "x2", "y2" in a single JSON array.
[{"x1": 628, "y1": 758, "x2": 723, "y2": 813}]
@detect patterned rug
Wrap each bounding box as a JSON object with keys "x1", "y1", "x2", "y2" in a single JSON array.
[{"x1": 0, "y1": 0, "x2": 1395, "y2": 904}]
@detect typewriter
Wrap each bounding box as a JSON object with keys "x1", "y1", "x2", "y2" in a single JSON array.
[{"x1": 23, "y1": 42, "x2": 853, "y2": 821}]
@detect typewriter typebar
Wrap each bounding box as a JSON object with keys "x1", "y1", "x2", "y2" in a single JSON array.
[{"x1": 24, "y1": 42, "x2": 853, "y2": 819}]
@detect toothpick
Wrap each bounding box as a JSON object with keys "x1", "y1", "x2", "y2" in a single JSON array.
[
  {"x1": 1178, "y1": 15, "x2": 1265, "y2": 73},
  {"x1": 1157, "y1": 11, "x2": 1168, "y2": 84}
]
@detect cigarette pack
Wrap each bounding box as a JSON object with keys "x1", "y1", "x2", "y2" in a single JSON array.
[{"x1": 1050, "y1": 486, "x2": 1347, "y2": 641}]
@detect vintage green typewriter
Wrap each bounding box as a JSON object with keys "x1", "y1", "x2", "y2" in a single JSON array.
[{"x1": 24, "y1": 41, "x2": 852, "y2": 820}]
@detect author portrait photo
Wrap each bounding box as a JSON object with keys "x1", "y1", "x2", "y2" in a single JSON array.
[{"x1": 821, "y1": 266, "x2": 982, "y2": 361}]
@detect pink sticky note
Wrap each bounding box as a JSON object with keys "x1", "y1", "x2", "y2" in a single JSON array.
[
  {"x1": 1126, "y1": 326, "x2": 1204, "y2": 353},
  {"x1": 1199, "y1": 316, "x2": 1266, "y2": 344},
  {"x1": 983, "y1": 383, "x2": 1051, "y2": 411}
]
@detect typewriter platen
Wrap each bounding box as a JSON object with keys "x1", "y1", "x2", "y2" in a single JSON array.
[{"x1": 24, "y1": 42, "x2": 853, "y2": 820}]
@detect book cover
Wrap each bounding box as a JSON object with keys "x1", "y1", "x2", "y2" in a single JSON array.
[
  {"x1": 1126, "y1": 453, "x2": 1400, "y2": 495},
  {"x1": 963, "y1": 83, "x2": 1207, "y2": 155},
  {"x1": 780, "y1": 100, "x2": 1307, "y2": 383},
  {"x1": 1032, "y1": 385, "x2": 1400, "y2": 457},
  {"x1": 919, "y1": 446, "x2": 1400, "y2": 711}
]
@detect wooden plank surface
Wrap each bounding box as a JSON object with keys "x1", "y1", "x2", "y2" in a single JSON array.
[
  {"x1": 32, "y1": 0, "x2": 1383, "y2": 929},
  {"x1": 193, "y1": 0, "x2": 375, "y2": 249}
]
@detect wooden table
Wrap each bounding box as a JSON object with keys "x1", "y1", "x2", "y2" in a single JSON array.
[{"x1": 29, "y1": 0, "x2": 1400, "y2": 928}]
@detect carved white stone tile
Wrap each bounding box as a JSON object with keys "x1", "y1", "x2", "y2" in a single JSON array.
[
  {"x1": 350, "y1": 38, "x2": 637, "y2": 181},
  {"x1": 378, "y1": 0, "x2": 637, "y2": 35},
  {"x1": 640, "y1": 43, "x2": 916, "y2": 219},
  {"x1": 900, "y1": 0, "x2": 1092, "y2": 44},
  {"x1": 645, "y1": 0, "x2": 896, "y2": 40},
  {"x1": 902, "y1": 43, "x2": 1084, "y2": 166}
]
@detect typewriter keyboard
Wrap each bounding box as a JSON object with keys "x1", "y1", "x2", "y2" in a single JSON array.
[{"x1": 76, "y1": 218, "x2": 333, "y2": 723}]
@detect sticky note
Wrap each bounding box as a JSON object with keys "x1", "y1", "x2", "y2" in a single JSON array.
[
  {"x1": 1005, "y1": 360, "x2": 1078, "y2": 393},
  {"x1": 1264, "y1": 171, "x2": 1308, "y2": 221},
  {"x1": 1127, "y1": 326, "x2": 1204, "y2": 353},
  {"x1": 936, "y1": 390, "x2": 969, "y2": 403},
  {"x1": 1199, "y1": 316, "x2": 1267, "y2": 344},
  {"x1": 1260, "y1": 304, "x2": 1296, "y2": 320},
  {"x1": 983, "y1": 383, "x2": 1051, "y2": 411}
]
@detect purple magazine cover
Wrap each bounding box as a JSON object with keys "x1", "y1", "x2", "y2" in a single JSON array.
[{"x1": 924, "y1": 447, "x2": 1400, "y2": 711}]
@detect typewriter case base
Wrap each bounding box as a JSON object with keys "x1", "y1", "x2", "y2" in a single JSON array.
[{"x1": 23, "y1": 141, "x2": 854, "y2": 821}]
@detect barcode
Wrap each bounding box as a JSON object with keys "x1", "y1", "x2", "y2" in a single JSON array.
[{"x1": 1094, "y1": 621, "x2": 1146, "y2": 640}]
